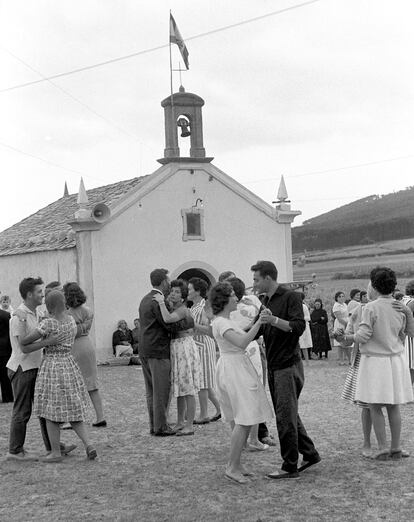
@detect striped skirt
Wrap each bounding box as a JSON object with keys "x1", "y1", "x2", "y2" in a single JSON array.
[
  {"x1": 405, "y1": 336, "x2": 414, "y2": 370},
  {"x1": 341, "y1": 349, "x2": 368, "y2": 408},
  {"x1": 194, "y1": 336, "x2": 217, "y2": 389}
]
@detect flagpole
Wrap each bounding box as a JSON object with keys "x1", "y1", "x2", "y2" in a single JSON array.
[{"x1": 169, "y1": 11, "x2": 174, "y2": 108}]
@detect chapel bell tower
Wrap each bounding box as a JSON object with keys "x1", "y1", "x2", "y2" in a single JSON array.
[{"x1": 158, "y1": 86, "x2": 213, "y2": 164}]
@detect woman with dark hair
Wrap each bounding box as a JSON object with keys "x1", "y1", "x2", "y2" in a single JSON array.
[
  {"x1": 402, "y1": 280, "x2": 414, "y2": 383},
  {"x1": 332, "y1": 291, "x2": 350, "y2": 365},
  {"x1": 210, "y1": 282, "x2": 272, "y2": 484},
  {"x1": 153, "y1": 279, "x2": 199, "y2": 436},
  {"x1": 337, "y1": 267, "x2": 414, "y2": 460},
  {"x1": 63, "y1": 282, "x2": 106, "y2": 428},
  {"x1": 310, "y1": 299, "x2": 331, "y2": 359},
  {"x1": 188, "y1": 277, "x2": 221, "y2": 424}
]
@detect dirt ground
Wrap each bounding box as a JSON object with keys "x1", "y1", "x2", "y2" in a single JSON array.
[{"x1": 1, "y1": 358, "x2": 414, "y2": 522}]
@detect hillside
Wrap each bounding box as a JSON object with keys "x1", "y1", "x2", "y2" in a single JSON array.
[{"x1": 292, "y1": 186, "x2": 414, "y2": 252}]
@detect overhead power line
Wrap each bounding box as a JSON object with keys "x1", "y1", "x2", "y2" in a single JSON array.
[
  {"x1": 2, "y1": 48, "x2": 142, "y2": 143},
  {"x1": 0, "y1": 140, "x2": 106, "y2": 183},
  {"x1": 0, "y1": 0, "x2": 321, "y2": 93},
  {"x1": 242, "y1": 154, "x2": 414, "y2": 185}
]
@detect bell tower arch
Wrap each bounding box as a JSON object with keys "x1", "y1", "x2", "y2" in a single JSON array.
[{"x1": 158, "y1": 86, "x2": 214, "y2": 164}]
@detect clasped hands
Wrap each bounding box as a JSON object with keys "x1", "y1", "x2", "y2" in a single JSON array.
[{"x1": 259, "y1": 308, "x2": 276, "y2": 325}]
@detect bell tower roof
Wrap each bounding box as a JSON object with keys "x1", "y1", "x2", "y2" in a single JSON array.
[{"x1": 158, "y1": 89, "x2": 213, "y2": 165}]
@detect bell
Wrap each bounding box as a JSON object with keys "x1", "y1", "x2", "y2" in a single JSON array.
[{"x1": 177, "y1": 117, "x2": 191, "y2": 137}]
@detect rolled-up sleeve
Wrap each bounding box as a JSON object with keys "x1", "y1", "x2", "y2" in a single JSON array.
[{"x1": 287, "y1": 293, "x2": 306, "y2": 336}]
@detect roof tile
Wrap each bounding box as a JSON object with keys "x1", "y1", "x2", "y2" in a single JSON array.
[{"x1": 0, "y1": 176, "x2": 148, "y2": 257}]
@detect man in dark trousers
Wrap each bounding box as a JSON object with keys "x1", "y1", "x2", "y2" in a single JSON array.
[
  {"x1": 251, "y1": 260, "x2": 320, "y2": 479},
  {"x1": 139, "y1": 268, "x2": 185, "y2": 436},
  {"x1": 0, "y1": 306, "x2": 13, "y2": 403}
]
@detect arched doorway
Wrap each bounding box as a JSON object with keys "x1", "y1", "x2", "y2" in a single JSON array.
[
  {"x1": 177, "y1": 268, "x2": 212, "y2": 287},
  {"x1": 171, "y1": 261, "x2": 218, "y2": 287}
]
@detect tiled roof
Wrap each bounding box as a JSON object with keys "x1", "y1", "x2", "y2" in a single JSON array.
[{"x1": 0, "y1": 176, "x2": 148, "y2": 257}]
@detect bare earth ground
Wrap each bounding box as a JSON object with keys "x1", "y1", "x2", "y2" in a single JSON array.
[{"x1": 1, "y1": 358, "x2": 414, "y2": 522}]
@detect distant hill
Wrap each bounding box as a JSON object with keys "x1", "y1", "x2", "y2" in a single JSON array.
[{"x1": 292, "y1": 186, "x2": 414, "y2": 252}]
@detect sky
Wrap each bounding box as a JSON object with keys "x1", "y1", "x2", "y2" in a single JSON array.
[{"x1": 0, "y1": 0, "x2": 413, "y2": 232}]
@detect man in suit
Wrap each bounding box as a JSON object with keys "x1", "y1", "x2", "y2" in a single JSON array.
[
  {"x1": 0, "y1": 306, "x2": 13, "y2": 403},
  {"x1": 138, "y1": 268, "x2": 176, "y2": 436}
]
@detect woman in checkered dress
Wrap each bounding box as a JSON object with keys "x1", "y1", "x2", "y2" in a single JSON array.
[{"x1": 21, "y1": 290, "x2": 96, "y2": 462}]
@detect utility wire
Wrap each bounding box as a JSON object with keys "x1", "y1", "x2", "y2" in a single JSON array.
[
  {"x1": 2, "y1": 48, "x2": 142, "y2": 143},
  {"x1": 242, "y1": 154, "x2": 414, "y2": 185},
  {"x1": 0, "y1": 0, "x2": 321, "y2": 93},
  {"x1": 0, "y1": 140, "x2": 106, "y2": 183}
]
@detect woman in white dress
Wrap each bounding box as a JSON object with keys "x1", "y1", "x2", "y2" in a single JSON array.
[
  {"x1": 332, "y1": 291, "x2": 350, "y2": 365},
  {"x1": 210, "y1": 282, "x2": 273, "y2": 484},
  {"x1": 299, "y1": 293, "x2": 313, "y2": 364},
  {"x1": 338, "y1": 268, "x2": 414, "y2": 460}
]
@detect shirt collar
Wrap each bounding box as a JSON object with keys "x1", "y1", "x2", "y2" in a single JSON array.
[
  {"x1": 19, "y1": 303, "x2": 36, "y2": 316},
  {"x1": 151, "y1": 288, "x2": 164, "y2": 296}
]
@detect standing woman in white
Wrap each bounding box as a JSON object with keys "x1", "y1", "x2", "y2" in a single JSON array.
[
  {"x1": 339, "y1": 267, "x2": 414, "y2": 460},
  {"x1": 210, "y1": 282, "x2": 272, "y2": 484}
]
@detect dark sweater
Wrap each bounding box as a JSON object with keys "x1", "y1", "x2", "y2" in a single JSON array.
[
  {"x1": 138, "y1": 290, "x2": 194, "y2": 359},
  {"x1": 260, "y1": 286, "x2": 305, "y2": 370},
  {"x1": 0, "y1": 310, "x2": 12, "y2": 357}
]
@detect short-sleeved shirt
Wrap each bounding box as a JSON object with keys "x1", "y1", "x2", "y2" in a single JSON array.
[
  {"x1": 212, "y1": 316, "x2": 244, "y2": 355},
  {"x1": 7, "y1": 303, "x2": 44, "y2": 372}
]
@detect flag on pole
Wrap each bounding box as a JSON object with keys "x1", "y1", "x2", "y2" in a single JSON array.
[{"x1": 170, "y1": 13, "x2": 189, "y2": 70}]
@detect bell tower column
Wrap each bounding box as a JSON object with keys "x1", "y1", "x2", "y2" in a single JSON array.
[{"x1": 158, "y1": 87, "x2": 213, "y2": 164}]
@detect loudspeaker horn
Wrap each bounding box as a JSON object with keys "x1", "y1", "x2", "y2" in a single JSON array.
[{"x1": 92, "y1": 202, "x2": 111, "y2": 223}]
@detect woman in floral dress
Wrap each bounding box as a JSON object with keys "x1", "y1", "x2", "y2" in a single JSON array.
[
  {"x1": 153, "y1": 279, "x2": 200, "y2": 436},
  {"x1": 21, "y1": 290, "x2": 96, "y2": 462}
]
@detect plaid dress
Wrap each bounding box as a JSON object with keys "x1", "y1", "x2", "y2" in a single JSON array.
[{"x1": 33, "y1": 316, "x2": 91, "y2": 422}]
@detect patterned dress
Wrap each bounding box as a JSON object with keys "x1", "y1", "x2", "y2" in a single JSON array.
[
  {"x1": 190, "y1": 299, "x2": 216, "y2": 389},
  {"x1": 402, "y1": 296, "x2": 414, "y2": 370},
  {"x1": 170, "y1": 313, "x2": 201, "y2": 398},
  {"x1": 33, "y1": 316, "x2": 91, "y2": 423},
  {"x1": 341, "y1": 304, "x2": 368, "y2": 408}
]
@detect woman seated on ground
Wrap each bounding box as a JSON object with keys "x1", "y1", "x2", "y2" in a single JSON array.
[
  {"x1": 153, "y1": 279, "x2": 199, "y2": 436},
  {"x1": 112, "y1": 320, "x2": 134, "y2": 357}
]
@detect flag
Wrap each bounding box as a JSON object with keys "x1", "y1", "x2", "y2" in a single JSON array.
[{"x1": 170, "y1": 13, "x2": 189, "y2": 70}]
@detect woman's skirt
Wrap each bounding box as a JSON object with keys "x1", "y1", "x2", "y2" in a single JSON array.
[
  {"x1": 355, "y1": 352, "x2": 414, "y2": 405},
  {"x1": 216, "y1": 353, "x2": 273, "y2": 426},
  {"x1": 34, "y1": 353, "x2": 91, "y2": 423},
  {"x1": 341, "y1": 349, "x2": 368, "y2": 408},
  {"x1": 72, "y1": 335, "x2": 98, "y2": 391},
  {"x1": 405, "y1": 336, "x2": 414, "y2": 370},
  {"x1": 195, "y1": 336, "x2": 217, "y2": 389},
  {"x1": 299, "y1": 323, "x2": 313, "y2": 350},
  {"x1": 171, "y1": 336, "x2": 201, "y2": 398}
]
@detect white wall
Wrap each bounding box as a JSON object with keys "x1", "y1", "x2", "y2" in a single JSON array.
[
  {"x1": 0, "y1": 248, "x2": 77, "y2": 308},
  {"x1": 90, "y1": 166, "x2": 292, "y2": 361}
]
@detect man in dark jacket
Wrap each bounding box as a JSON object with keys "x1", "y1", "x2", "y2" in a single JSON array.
[
  {"x1": 0, "y1": 308, "x2": 13, "y2": 402},
  {"x1": 139, "y1": 269, "x2": 182, "y2": 436},
  {"x1": 252, "y1": 260, "x2": 320, "y2": 479}
]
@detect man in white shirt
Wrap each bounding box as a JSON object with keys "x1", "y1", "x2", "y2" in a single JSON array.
[{"x1": 6, "y1": 277, "x2": 68, "y2": 461}]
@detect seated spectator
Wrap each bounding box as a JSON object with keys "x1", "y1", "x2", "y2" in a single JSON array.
[
  {"x1": 131, "y1": 318, "x2": 141, "y2": 355},
  {"x1": 112, "y1": 320, "x2": 133, "y2": 357},
  {"x1": 0, "y1": 295, "x2": 14, "y2": 314}
]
